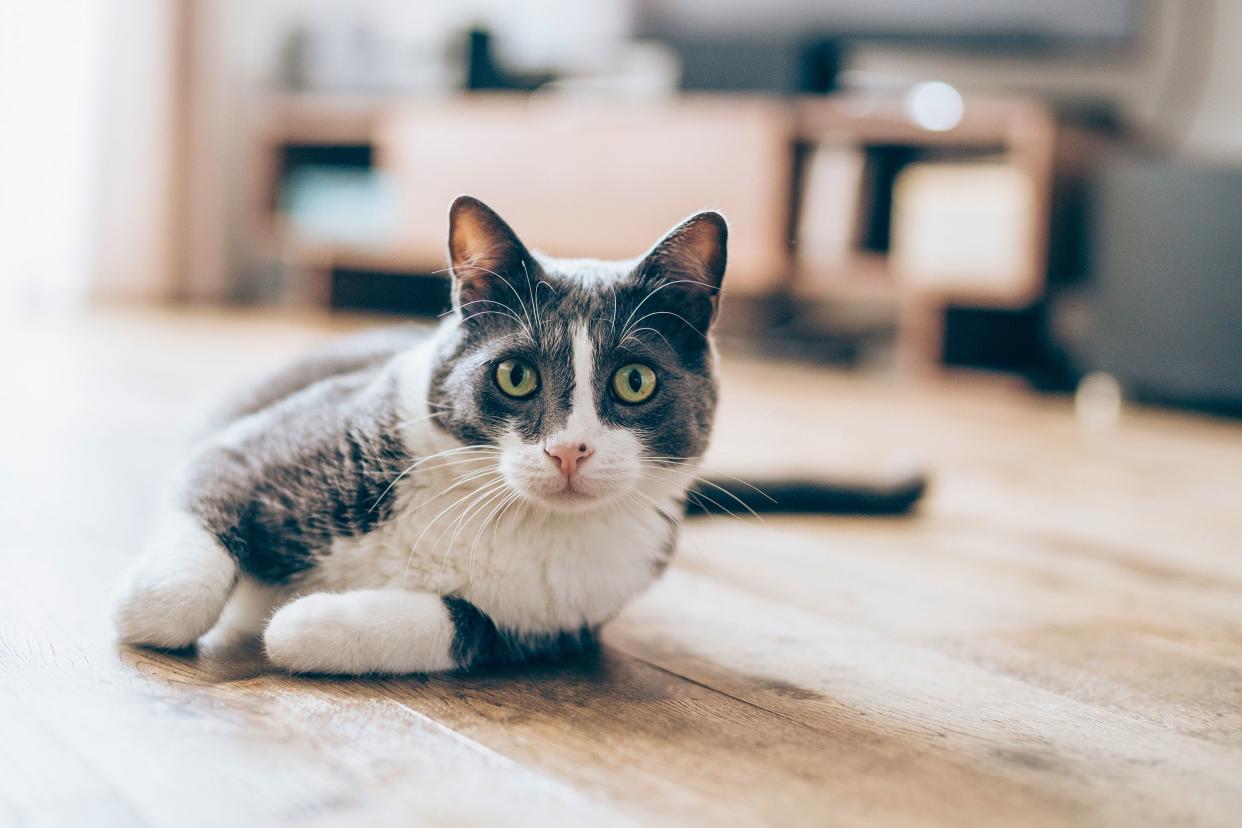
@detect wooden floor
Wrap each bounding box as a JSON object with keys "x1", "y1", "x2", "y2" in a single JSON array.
[{"x1": 3, "y1": 308, "x2": 1241, "y2": 827}]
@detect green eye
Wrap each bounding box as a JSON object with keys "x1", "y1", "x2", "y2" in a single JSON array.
[
  {"x1": 613, "y1": 363, "x2": 657, "y2": 404},
  {"x1": 495, "y1": 359, "x2": 539, "y2": 398}
]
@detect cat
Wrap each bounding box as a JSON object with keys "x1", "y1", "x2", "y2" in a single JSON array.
[
  {"x1": 113, "y1": 196, "x2": 731, "y2": 674},
  {"x1": 114, "y1": 196, "x2": 924, "y2": 676}
]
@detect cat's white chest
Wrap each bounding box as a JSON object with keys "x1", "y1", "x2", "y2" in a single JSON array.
[
  {"x1": 459, "y1": 504, "x2": 672, "y2": 632},
  {"x1": 309, "y1": 472, "x2": 676, "y2": 633}
]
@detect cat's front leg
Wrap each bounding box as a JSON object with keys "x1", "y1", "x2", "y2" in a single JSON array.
[
  {"x1": 113, "y1": 510, "x2": 239, "y2": 649},
  {"x1": 263, "y1": 590, "x2": 462, "y2": 675}
]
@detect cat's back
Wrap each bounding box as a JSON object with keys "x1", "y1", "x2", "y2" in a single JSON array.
[
  {"x1": 186, "y1": 326, "x2": 429, "y2": 584},
  {"x1": 207, "y1": 325, "x2": 431, "y2": 429}
]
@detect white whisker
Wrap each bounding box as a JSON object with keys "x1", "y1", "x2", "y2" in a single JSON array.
[
  {"x1": 407, "y1": 474, "x2": 505, "y2": 588},
  {"x1": 465, "y1": 489, "x2": 519, "y2": 586},
  {"x1": 639, "y1": 459, "x2": 775, "y2": 503},
  {"x1": 637, "y1": 467, "x2": 766, "y2": 524},
  {"x1": 369, "y1": 445, "x2": 497, "y2": 513},
  {"x1": 619, "y1": 278, "x2": 718, "y2": 341}
]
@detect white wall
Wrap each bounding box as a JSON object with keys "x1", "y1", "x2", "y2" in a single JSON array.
[
  {"x1": 1183, "y1": 2, "x2": 1242, "y2": 160},
  {"x1": 0, "y1": 0, "x2": 181, "y2": 309},
  {"x1": 91, "y1": 0, "x2": 181, "y2": 301},
  {"x1": 0, "y1": 1, "x2": 104, "y2": 311}
]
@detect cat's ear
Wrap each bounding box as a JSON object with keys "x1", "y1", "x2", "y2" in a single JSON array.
[
  {"x1": 635, "y1": 211, "x2": 728, "y2": 329},
  {"x1": 447, "y1": 196, "x2": 535, "y2": 314}
]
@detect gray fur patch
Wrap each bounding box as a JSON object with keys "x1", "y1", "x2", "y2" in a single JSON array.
[
  {"x1": 185, "y1": 367, "x2": 411, "y2": 583},
  {"x1": 207, "y1": 326, "x2": 428, "y2": 430},
  {"x1": 442, "y1": 596, "x2": 596, "y2": 670}
]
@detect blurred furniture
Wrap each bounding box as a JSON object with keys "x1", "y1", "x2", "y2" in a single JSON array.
[
  {"x1": 793, "y1": 96, "x2": 1055, "y2": 372},
  {"x1": 252, "y1": 91, "x2": 1055, "y2": 372},
  {"x1": 380, "y1": 96, "x2": 793, "y2": 293},
  {"x1": 258, "y1": 93, "x2": 794, "y2": 303},
  {"x1": 1082, "y1": 157, "x2": 1242, "y2": 414}
]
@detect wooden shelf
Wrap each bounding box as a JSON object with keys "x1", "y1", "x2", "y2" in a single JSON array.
[
  {"x1": 793, "y1": 94, "x2": 1054, "y2": 306},
  {"x1": 255, "y1": 92, "x2": 797, "y2": 297},
  {"x1": 249, "y1": 90, "x2": 1056, "y2": 372},
  {"x1": 796, "y1": 94, "x2": 1053, "y2": 148}
]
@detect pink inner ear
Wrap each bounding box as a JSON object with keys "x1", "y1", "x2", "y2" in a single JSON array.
[
  {"x1": 450, "y1": 204, "x2": 509, "y2": 273},
  {"x1": 448, "y1": 197, "x2": 535, "y2": 311},
  {"x1": 646, "y1": 212, "x2": 728, "y2": 294}
]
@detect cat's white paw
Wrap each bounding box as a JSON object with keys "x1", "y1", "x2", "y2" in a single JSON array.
[
  {"x1": 113, "y1": 511, "x2": 238, "y2": 649},
  {"x1": 264, "y1": 590, "x2": 456, "y2": 675},
  {"x1": 262, "y1": 592, "x2": 350, "y2": 673}
]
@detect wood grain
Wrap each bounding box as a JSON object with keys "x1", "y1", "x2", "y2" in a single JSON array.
[{"x1": 1, "y1": 308, "x2": 1239, "y2": 826}]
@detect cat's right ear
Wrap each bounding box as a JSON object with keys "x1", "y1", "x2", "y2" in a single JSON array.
[
  {"x1": 447, "y1": 196, "x2": 534, "y2": 314},
  {"x1": 634, "y1": 210, "x2": 728, "y2": 332}
]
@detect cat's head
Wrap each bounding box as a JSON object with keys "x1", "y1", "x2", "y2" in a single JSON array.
[{"x1": 427, "y1": 196, "x2": 727, "y2": 513}]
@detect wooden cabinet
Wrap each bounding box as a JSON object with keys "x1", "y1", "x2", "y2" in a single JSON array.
[{"x1": 253, "y1": 91, "x2": 1054, "y2": 371}]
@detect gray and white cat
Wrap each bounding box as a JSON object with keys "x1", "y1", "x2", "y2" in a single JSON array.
[{"x1": 114, "y1": 196, "x2": 730, "y2": 675}]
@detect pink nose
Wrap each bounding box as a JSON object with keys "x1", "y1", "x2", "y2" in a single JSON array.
[{"x1": 544, "y1": 442, "x2": 594, "y2": 478}]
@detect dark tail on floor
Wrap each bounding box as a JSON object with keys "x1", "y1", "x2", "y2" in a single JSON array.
[{"x1": 686, "y1": 472, "x2": 928, "y2": 517}]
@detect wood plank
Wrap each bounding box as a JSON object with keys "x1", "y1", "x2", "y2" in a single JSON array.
[
  {"x1": 607, "y1": 569, "x2": 1242, "y2": 827},
  {"x1": 369, "y1": 648, "x2": 1086, "y2": 828},
  {"x1": 0, "y1": 556, "x2": 625, "y2": 827},
  {"x1": 0, "y1": 693, "x2": 145, "y2": 828},
  {"x1": 658, "y1": 513, "x2": 1242, "y2": 752}
]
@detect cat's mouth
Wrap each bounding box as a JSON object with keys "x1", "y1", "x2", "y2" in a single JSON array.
[
  {"x1": 539, "y1": 480, "x2": 604, "y2": 506},
  {"x1": 551, "y1": 481, "x2": 597, "y2": 501},
  {"x1": 519, "y1": 476, "x2": 620, "y2": 512}
]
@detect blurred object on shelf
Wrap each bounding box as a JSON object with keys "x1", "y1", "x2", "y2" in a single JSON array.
[
  {"x1": 536, "y1": 41, "x2": 681, "y2": 99},
  {"x1": 1075, "y1": 371, "x2": 1124, "y2": 432},
  {"x1": 644, "y1": 34, "x2": 843, "y2": 95},
  {"x1": 463, "y1": 28, "x2": 555, "y2": 92},
  {"x1": 890, "y1": 162, "x2": 1037, "y2": 301},
  {"x1": 904, "y1": 82, "x2": 964, "y2": 132},
  {"x1": 279, "y1": 167, "x2": 399, "y2": 248},
  {"x1": 796, "y1": 144, "x2": 865, "y2": 271},
  {"x1": 278, "y1": 16, "x2": 453, "y2": 93}
]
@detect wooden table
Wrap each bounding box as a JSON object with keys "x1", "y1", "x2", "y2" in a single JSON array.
[{"x1": 2, "y1": 308, "x2": 1240, "y2": 826}]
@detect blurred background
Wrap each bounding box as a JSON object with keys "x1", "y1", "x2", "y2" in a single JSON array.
[{"x1": 3, "y1": 0, "x2": 1241, "y2": 413}]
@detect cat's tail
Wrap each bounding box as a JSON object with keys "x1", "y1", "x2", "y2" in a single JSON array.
[{"x1": 686, "y1": 471, "x2": 927, "y2": 517}]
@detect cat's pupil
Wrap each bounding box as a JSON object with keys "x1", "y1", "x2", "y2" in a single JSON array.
[
  {"x1": 627, "y1": 369, "x2": 642, "y2": 392},
  {"x1": 511, "y1": 363, "x2": 526, "y2": 386}
]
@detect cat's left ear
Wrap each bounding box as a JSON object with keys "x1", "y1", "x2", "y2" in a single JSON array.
[
  {"x1": 447, "y1": 195, "x2": 537, "y2": 315},
  {"x1": 636, "y1": 211, "x2": 728, "y2": 329}
]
